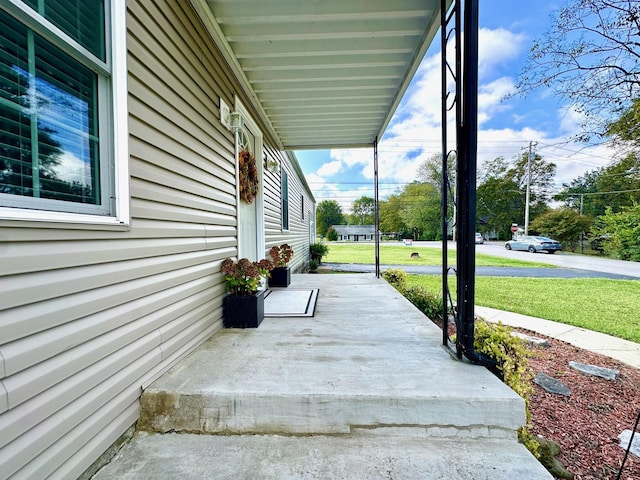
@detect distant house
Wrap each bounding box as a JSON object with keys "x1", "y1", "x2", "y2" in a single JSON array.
[{"x1": 332, "y1": 225, "x2": 380, "y2": 242}]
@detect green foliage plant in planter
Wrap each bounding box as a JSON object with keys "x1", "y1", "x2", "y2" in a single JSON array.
[
  {"x1": 308, "y1": 259, "x2": 319, "y2": 273},
  {"x1": 268, "y1": 243, "x2": 294, "y2": 287},
  {"x1": 221, "y1": 257, "x2": 273, "y2": 328},
  {"x1": 309, "y1": 242, "x2": 329, "y2": 263}
]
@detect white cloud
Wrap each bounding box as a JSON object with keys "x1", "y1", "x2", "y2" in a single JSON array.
[
  {"x1": 52, "y1": 152, "x2": 91, "y2": 185},
  {"x1": 317, "y1": 159, "x2": 343, "y2": 176},
  {"x1": 478, "y1": 28, "x2": 527, "y2": 77},
  {"x1": 301, "y1": 25, "x2": 616, "y2": 207}
]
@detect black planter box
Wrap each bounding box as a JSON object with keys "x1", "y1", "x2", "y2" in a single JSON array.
[
  {"x1": 268, "y1": 267, "x2": 291, "y2": 287},
  {"x1": 223, "y1": 290, "x2": 265, "y2": 328}
]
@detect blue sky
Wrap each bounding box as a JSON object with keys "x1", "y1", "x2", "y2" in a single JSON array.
[{"x1": 296, "y1": 0, "x2": 617, "y2": 212}]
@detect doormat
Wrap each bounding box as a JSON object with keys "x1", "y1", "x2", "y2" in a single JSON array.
[{"x1": 264, "y1": 288, "x2": 319, "y2": 317}]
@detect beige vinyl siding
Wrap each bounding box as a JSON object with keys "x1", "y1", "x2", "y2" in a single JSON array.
[
  {"x1": 0, "y1": 1, "x2": 316, "y2": 478},
  {"x1": 0, "y1": 1, "x2": 238, "y2": 478},
  {"x1": 263, "y1": 150, "x2": 316, "y2": 272}
]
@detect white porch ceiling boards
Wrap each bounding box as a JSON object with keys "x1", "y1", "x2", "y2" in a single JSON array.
[{"x1": 199, "y1": 0, "x2": 445, "y2": 150}]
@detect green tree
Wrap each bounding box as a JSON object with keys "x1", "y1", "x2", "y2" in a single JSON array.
[
  {"x1": 607, "y1": 97, "x2": 640, "y2": 148},
  {"x1": 350, "y1": 195, "x2": 375, "y2": 225},
  {"x1": 316, "y1": 200, "x2": 344, "y2": 237},
  {"x1": 477, "y1": 178, "x2": 525, "y2": 240},
  {"x1": 556, "y1": 154, "x2": 640, "y2": 217},
  {"x1": 595, "y1": 154, "x2": 640, "y2": 212},
  {"x1": 477, "y1": 154, "x2": 555, "y2": 239},
  {"x1": 417, "y1": 152, "x2": 457, "y2": 189},
  {"x1": 591, "y1": 205, "x2": 640, "y2": 261},
  {"x1": 555, "y1": 170, "x2": 602, "y2": 217},
  {"x1": 515, "y1": 0, "x2": 640, "y2": 139},
  {"x1": 399, "y1": 182, "x2": 441, "y2": 240},
  {"x1": 529, "y1": 208, "x2": 592, "y2": 252},
  {"x1": 379, "y1": 194, "x2": 407, "y2": 236}
]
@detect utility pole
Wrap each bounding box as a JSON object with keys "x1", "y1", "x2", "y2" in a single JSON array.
[{"x1": 524, "y1": 141, "x2": 533, "y2": 235}]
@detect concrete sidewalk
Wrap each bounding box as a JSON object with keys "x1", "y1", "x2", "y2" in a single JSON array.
[
  {"x1": 476, "y1": 306, "x2": 640, "y2": 370},
  {"x1": 92, "y1": 274, "x2": 552, "y2": 480}
]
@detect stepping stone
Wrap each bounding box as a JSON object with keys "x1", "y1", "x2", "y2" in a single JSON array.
[
  {"x1": 534, "y1": 373, "x2": 571, "y2": 396},
  {"x1": 512, "y1": 332, "x2": 550, "y2": 347},
  {"x1": 569, "y1": 361, "x2": 619, "y2": 381},
  {"x1": 619, "y1": 430, "x2": 640, "y2": 458}
]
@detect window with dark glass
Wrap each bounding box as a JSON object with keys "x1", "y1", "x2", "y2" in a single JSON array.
[{"x1": 0, "y1": 1, "x2": 110, "y2": 214}]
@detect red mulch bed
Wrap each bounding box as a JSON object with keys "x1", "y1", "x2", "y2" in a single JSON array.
[
  {"x1": 521, "y1": 328, "x2": 640, "y2": 480},
  {"x1": 440, "y1": 320, "x2": 640, "y2": 479}
]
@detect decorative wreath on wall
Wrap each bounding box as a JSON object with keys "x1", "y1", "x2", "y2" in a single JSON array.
[{"x1": 238, "y1": 149, "x2": 259, "y2": 204}]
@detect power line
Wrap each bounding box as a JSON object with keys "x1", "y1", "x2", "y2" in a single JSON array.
[{"x1": 553, "y1": 188, "x2": 640, "y2": 197}]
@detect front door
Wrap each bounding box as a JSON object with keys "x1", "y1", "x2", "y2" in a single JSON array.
[{"x1": 235, "y1": 102, "x2": 264, "y2": 261}]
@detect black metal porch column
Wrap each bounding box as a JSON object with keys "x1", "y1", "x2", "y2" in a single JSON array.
[
  {"x1": 441, "y1": 0, "x2": 492, "y2": 366},
  {"x1": 440, "y1": 0, "x2": 461, "y2": 350},
  {"x1": 456, "y1": 0, "x2": 479, "y2": 361},
  {"x1": 374, "y1": 136, "x2": 380, "y2": 278}
]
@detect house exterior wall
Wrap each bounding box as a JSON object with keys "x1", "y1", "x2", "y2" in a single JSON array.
[
  {"x1": 264, "y1": 150, "x2": 315, "y2": 270},
  {"x1": 0, "y1": 1, "x2": 313, "y2": 478}
]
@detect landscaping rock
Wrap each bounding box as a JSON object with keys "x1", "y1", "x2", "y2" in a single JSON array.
[
  {"x1": 568, "y1": 361, "x2": 619, "y2": 381},
  {"x1": 512, "y1": 332, "x2": 550, "y2": 347},
  {"x1": 534, "y1": 373, "x2": 571, "y2": 396},
  {"x1": 619, "y1": 430, "x2": 640, "y2": 458},
  {"x1": 536, "y1": 436, "x2": 574, "y2": 479}
]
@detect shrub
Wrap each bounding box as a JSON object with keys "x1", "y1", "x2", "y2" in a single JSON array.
[
  {"x1": 308, "y1": 259, "x2": 319, "y2": 272},
  {"x1": 326, "y1": 227, "x2": 338, "y2": 241},
  {"x1": 402, "y1": 286, "x2": 443, "y2": 320},
  {"x1": 382, "y1": 268, "x2": 408, "y2": 290},
  {"x1": 474, "y1": 319, "x2": 538, "y2": 457},
  {"x1": 309, "y1": 242, "x2": 329, "y2": 261}
]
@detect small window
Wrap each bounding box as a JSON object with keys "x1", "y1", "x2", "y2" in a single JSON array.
[
  {"x1": 281, "y1": 169, "x2": 289, "y2": 230},
  {"x1": 0, "y1": 1, "x2": 128, "y2": 225}
]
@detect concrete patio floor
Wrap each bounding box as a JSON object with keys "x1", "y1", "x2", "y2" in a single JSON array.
[{"x1": 93, "y1": 273, "x2": 552, "y2": 479}]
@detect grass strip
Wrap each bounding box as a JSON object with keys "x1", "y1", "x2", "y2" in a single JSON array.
[
  {"x1": 407, "y1": 274, "x2": 640, "y2": 343},
  {"x1": 323, "y1": 243, "x2": 553, "y2": 268}
]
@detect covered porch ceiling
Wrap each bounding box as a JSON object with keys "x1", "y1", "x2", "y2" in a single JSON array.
[{"x1": 193, "y1": 0, "x2": 447, "y2": 150}]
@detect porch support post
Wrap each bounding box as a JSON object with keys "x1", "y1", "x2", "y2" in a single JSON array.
[
  {"x1": 374, "y1": 136, "x2": 380, "y2": 278},
  {"x1": 440, "y1": 0, "x2": 460, "y2": 348},
  {"x1": 456, "y1": 0, "x2": 479, "y2": 362}
]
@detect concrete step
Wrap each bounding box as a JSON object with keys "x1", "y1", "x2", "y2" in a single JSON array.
[
  {"x1": 137, "y1": 327, "x2": 525, "y2": 438},
  {"x1": 93, "y1": 431, "x2": 553, "y2": 479}
]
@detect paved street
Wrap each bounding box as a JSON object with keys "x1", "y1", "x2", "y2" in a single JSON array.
[{"x1": 476, "y1": 241, "x2": 640, "y2": 278}]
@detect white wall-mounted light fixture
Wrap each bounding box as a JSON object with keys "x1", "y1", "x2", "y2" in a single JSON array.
[
  {"x1": 264, "y1": 153, "x2": 280, "y2": 173},
  {"x1": 229, "y1": 111, "x2": 244, "y2": 133},
  {"x1": 219, "y1": 98, "x2": 231, "y2": 129}
]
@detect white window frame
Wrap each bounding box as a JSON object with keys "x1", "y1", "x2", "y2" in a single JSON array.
[{"x1": 0, "y1": 0, "x2": 130, "y2": 228}]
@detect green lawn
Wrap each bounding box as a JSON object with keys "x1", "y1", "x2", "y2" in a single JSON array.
[
  {"x1": 407, "y1": 275, "x2": 640, "y2": 343},
  {"x1": 323, "y1": 243, "x2": 553, "y2": 268}
]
